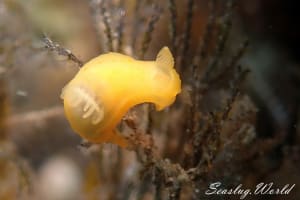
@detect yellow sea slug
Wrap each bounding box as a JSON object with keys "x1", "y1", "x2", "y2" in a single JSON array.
[{"x1": 61, "y1": 47, "x2": 181, "y2": 147}]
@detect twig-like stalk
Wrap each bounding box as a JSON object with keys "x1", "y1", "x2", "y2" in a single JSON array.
[
  {"x1": 226, "y1": 40, "x2": 249, "y2": 74},
  {"x1": 42, "y1": 36, "x2": 83, "y2": 67},
  {"x1": 190, "y1": 1, "x2": 217, "y2": 140},
  {"x1": 192, "y1": 68, "x2": 250, "y2": 177},
  {"x1": 168, "y1": 0, "x2": 177, "y2": 56},
  {"x1": 124, "y1": 116, "x2": 191, "y2": 199},
  {"x1": 140, "y1": 5, "x2": 162, "y2": 59},
  {"x1": 145, "y1": 105, "x2": 154, "y2": 135},
  {"x1": 180, "y1": 0, "x2": 194, "y2": 70},
  {"x1": 99, "y1": 0, "x2": 114, "y2": 52},
  {"x1": 192, "y1": 0, "x2": 216, "y2": 79},
  {"x1": 202, "y1": 0, "x2": 233, "y2": 82},
  {"x1": 132, "y1": 0, "x2": 142, "y2": 52},
  {"x1": 89, "y1": 0, "x2": 104, "y2": 51},
  {"x1": 208, "y1": 39, "x2": 249, "y2": 84},
  {"x1": 116, "y1": 0, "x2": 125, "y2": 53},
  {"x1": 89, "y1": 0, "x2": 115, "y2": 52}
]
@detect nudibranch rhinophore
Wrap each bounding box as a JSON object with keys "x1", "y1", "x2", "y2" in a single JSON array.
[{"x1": 61, "y1": 47, "x2": 181, "y2": 147}]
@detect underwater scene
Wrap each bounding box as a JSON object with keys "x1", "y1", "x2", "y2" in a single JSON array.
[{"x1": 0, "y1": 0, "x2": 299, "y2": 199}]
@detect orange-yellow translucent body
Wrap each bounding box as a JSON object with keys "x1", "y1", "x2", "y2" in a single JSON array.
[{"x1": 61, "y1": 47, "x2": 181, "y2": 147}]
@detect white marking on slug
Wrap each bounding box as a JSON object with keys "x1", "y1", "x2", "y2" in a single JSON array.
[
  {"x1": 64, "y1": 85, "x2": 104, "y2": 124},
  {"x1": 92, "y1": 112, "x2": 104, "y2": 124},
  {"x1": 83, "y1": 102, "x2": 91, "y2": 112},
  {"x1": 82, "y1": 107, "x2": 94, "y2": 119}
]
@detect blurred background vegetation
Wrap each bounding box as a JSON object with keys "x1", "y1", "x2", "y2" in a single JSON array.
[{"x1": 0, "y1": 0, "x2": 299, "y2": 199}]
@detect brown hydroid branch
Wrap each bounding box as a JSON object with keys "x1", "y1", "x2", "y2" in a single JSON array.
[
  {"x1": 116, "y1": 0, "x2": 125, "y2": 53},
  {"x1": 42, "y1": 36, "x2": 83, "y2": 67},
  {"x1": 180, "y1": 0, "x2": 194, "y2": 70},
  {"x1": 131, "y1": 0, "x2": 142, "y2": 52},
  {"x1": 207, "y1": 39, "x2": 249, "y2": 85},
  {"x1": 168, "y1": 0, "x2": 177, "y2": 56},
  {"x1": 89, "y1": 0, "x2": 114, "y2": 52},
  {"x1": 99, "y1": 0, "x2": 114, "y2": 52},
  {"x1": 202, "y1": 0, "x2": 233, "y2": 82},
  {"x1": 140, "y1": 5, "x2": 162, "y2": 59}
]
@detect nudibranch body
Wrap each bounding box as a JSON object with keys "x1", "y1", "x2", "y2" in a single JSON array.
[{"x1": 61, "y1": 47, "x2": 181, "y2": 147}]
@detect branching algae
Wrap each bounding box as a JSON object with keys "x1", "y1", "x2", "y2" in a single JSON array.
[{"x1": 61, "y1": 47, "x2": 181, "y2": 147}]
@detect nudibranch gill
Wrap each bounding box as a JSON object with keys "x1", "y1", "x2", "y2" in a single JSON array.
[{"x1": 61, "y1": 47, "x2": 181, "y2": 147}]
